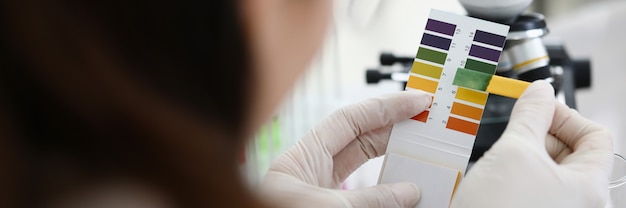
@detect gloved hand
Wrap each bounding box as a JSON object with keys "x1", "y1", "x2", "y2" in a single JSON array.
[
  {"x1": 451, "y1": 81, "x2": 614, "y2": 208},
  {"x1": 260, "y1": 91, "x2": 432, "y2": 208}
]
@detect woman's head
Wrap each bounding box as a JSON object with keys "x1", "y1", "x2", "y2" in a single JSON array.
[{"x1": 0, "y1": 0, "x2": 331, "y2": 207}]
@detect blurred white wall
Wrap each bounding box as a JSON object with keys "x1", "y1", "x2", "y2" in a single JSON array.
[{"x1": 534, "y1": 0, "x2": 621, "y2": 18}]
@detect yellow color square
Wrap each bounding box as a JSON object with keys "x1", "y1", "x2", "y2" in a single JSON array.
[{"x1": 407, "y1": 76, "x2": 439, "y2": 94}]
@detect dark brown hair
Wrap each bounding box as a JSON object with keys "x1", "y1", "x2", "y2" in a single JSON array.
[{"x1": 0, "y1": 0, "x2": 260, "y2": 207}]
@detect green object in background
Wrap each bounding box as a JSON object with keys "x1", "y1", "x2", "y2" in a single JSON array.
[
  {"x1": 253, "y1": 116, "x2": 282, "y2": 183},
  {"x1": 453, "y1": 68, "x2": 492, "y2": 91},
  {"x1": 272, "y1": 116, "x2": 281, "y2": 151},
  {"x1": 258, "y1": 116, "x2": 281, "y2": 154},
  {"x1": 258, "y1": 124, "x2": 269, "y2": 153}
]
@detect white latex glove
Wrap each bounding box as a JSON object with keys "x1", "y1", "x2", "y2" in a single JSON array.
[
  {"x1": 260, "y1": 91, "x2": 432, "y2": 208},
  {"x1": 451, "y1": 81, "x2": 614, "y2": 208}
]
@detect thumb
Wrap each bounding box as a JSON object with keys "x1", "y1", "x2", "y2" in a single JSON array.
[
  {"x1": 341, "y1": 183, "x2": 420, "y2": 208},
  {"x1": 501, "y1": 80, "x2": 555, "y2": 147}
]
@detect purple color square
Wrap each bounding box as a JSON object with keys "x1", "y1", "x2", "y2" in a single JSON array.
[
  {"x1": 469, "y1": 45, "x2": 501, "y2": 62},
  {"x1": 425, "y1": 19, "x2": 456, "y2": 36}
]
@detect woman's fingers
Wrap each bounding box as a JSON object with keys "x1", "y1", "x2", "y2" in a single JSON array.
[
  {"x1": 501, "y1": 80, "x2": 555, "y2": 149},
  {"x1": 309, "y1": 91, "x2": 431, "y2": 159},
  {"x1": 316, "y1": 91, "x2": 430, "y2": 186},
  {"x1": 549, "y1": 102, "x2": 613, "y2": 174},
  {"x1": 331, "y1": 125, "x2": 392, "y2": 184},
  {"x1": 269, "y1": 91, "x2": 431, "y2": 188}
]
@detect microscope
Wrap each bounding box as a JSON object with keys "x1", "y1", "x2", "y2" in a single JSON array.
[{"x1": 366, "y1": 0, "x2": 592, "y2": 161}]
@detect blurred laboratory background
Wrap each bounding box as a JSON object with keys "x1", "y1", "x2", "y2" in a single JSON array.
[{"x1": 245, "y1": 0, "x2": 626, "y2": 190}]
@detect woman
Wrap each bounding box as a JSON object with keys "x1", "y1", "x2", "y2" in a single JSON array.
[{"x1": 0, "y1": 0, "x2": 613, "y2": 207}]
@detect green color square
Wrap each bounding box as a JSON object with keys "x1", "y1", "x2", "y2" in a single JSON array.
[
  {"x1": 453, "y1": 68, "x2": 493, "y2": 91},
  {"x1": 416, "y1": 47, "x2": 447, "y2": 65},
  {"x1": 465, "y1": 58, "x2": 497, "y2": 74}
]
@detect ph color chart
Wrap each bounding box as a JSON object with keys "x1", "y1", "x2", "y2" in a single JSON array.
[{"x1": 379, "y1": 9, "x2": 509, "y2": 208}]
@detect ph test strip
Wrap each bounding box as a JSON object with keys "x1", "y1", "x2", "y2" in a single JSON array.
[
  {"x1": 380, "y1": 9, "x2": 509, "y2": 208},
  {"x1": 453, "y1": 68, "x2": 531, "y2": 99}
]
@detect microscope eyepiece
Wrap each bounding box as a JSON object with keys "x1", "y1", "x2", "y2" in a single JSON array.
[{"x1": 509, "y1": 13, "x2": 547, "y2": 32}]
